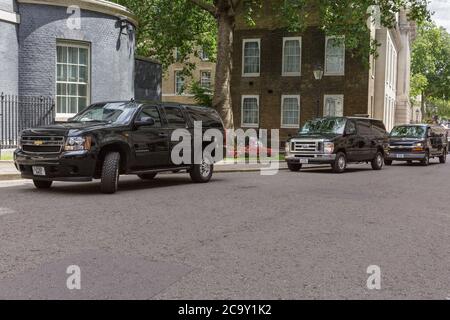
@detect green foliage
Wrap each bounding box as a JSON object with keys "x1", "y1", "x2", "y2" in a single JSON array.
[
  {"x1": 190, "y1": 81, "x2": 213, "y2": 107},
  {"x1": 427, "y1": 98, "x2": 450, "y2": 119},
  {"x1": 411, "y1": 22, "x2": 450, "y2": 101}
]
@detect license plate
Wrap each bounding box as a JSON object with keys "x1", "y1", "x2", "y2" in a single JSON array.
[
  {"x1": 32, "y1": 166, "x2": 46, "y2": 176},
  {"x1": 300, "y1": 158, "x2": 309, "y2": 164},
  {"x1": 396, "y1": 154, "x2": 405, "y2": 159}
]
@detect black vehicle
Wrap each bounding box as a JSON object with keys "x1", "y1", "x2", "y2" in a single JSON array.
[
  {"x1": 14, "y1": 101, "x2": 224, "y2": 193},
  {"x1": 385, "y1": 124, "x2": 447, "y2": 166},
  {"x1": 285, "y1": 117, "x2": 389, "y2": 173}
]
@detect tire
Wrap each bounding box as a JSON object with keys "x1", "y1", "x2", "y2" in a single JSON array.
[
  {"x1": 138, "y1": 172, "x2": 157, "y2": 180},
  {"x1": 439, "y1": 149, "x2": 447, "y2": 164},
  {"x1": 384, "y1": 160, "x2": 393, "y2": 166},
  {"x1": 287, "y1": 163, "x2": 302, "y2": 172},
  {"x1": 421, "y1": 151, "x2": 430, "y2": 166},
  {"x1": 101, "y1": 152, "x2": 120, "y2": 194},
  {"x1": 33, "y1": 180, "x2": 52, "y2": 189},
  {"x1": 190, "y1": 157, "x2": 213, "y2": 183},
  {"x1": 332, "y1": 152, "x2": 347, "y2": 173},
  {"x1": 371, "y1": 152, "x2": 384, "y2": 170}
]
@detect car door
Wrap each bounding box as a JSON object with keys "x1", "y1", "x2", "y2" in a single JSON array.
[
  {"x1": 130, "y1": 105, "x2": 169, "y2": 169},
  {"x1": 344, "y1": 119, "x2": 359, "y2": 161},
  {"x1": 355, "y1": 119, "x2": 373, "y2": 161},
  {"x1": 370, "y1": 120, "x2": 388, "y2": 156},
  {"x1": 161, "y1": 106, "x2": 190, "y2": 166}
]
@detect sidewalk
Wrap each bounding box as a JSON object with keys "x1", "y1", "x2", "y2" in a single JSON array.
[{"x1": 0, "y1": 160, "x2": 289, "y2": 181}]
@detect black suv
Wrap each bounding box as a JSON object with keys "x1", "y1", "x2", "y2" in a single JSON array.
[
  {"x1": 285, "y1": 117, "x2": 389, "y2": 173},
  {"x1": 385, "y1": 124, "x2": 447, "y2": 166},
  {"x1": 14, "y1": 101, "x2": 224, "y2": 193}
]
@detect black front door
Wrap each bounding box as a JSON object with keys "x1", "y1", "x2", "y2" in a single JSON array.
[{"x1": 130, "y1": 105, "x2": 169, "y2": 169}]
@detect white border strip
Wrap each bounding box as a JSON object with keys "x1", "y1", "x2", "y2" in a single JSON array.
[{"x1": 0, "y1": 9, "x2": 20, "y2": 24}]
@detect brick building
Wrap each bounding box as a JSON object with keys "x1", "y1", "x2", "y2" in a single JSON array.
[{"x1": 230, "y1": 3, "x2": 416, "y2": 140}]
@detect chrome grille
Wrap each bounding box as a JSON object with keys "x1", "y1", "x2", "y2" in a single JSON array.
[
  {"x1": 21, "y1": 136, "x2": 64, "y2": 154},
  {"x1": 291, "y1": 140, "x2": 320, "y2": 153}
]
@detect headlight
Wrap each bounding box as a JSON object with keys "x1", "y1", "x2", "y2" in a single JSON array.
[
  {"x1": 324, "y1": 142, "x2": 334, "y2": 154},
  {"x1": 64, "y1": 136, "x2": 92, "y2": 151},
  {"x1": 18, "y1": 134, "x2": 23, "y2": 150},
  {"x1": 412, "y1": 142, "x2": 424, "y2": 151}
]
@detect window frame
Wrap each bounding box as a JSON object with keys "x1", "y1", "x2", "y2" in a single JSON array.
[
  {"x1": 242, "y1": 39, "x2": 261, "y2": 77},
  {"x1": 282, "y1": 37, "x2": 302, "y2": 77},
  {"x1": 174, "y1": 70, "x2": 185, "y2": 95},
  {"x1": 280, "y1": 95, "x2": 301, "y2": 129},
  {"x1": 324, "y1": 36, "x2": 345, "y2": 76},
  {"x1": 241, "y1": 95, "x2": 260, "y2": 128},
  {"x1": 323, "y1": 94, "x2": 344, "y2": 117},
  {"x1": 55, "y1": 40, "x2": 91, "y2": 118}
]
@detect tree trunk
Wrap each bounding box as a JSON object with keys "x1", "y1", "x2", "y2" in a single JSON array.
[
  {"x1": 213, "y1": 12, "x2": 234, "y2": 129},
  {"x1": 421, "y1": 91, "x2": 426, "y2": 118}
]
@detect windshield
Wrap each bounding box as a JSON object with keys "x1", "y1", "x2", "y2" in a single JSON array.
[
  {"x1": 390, "y1": 126, "x2": 426, "y2": 138},
  {"x1": 70, "y1": 102, "x2": 137, "y2": 125},
  {"x1": 300, "y1": 118, "x2": 347, "y2": 135}
]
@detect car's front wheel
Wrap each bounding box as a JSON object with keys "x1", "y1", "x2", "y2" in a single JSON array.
[
  {"x1": 101, "y1": 152, "x2": 120, "y2": 194},
  {"x1": 439, "y1": 149, "x2": 447, "y2": 163},
  {"x1": 190, "y1": 158, "x2": 213, "y2": 183},
  {"x1": 332, "y1": 152, "x2": 347, "y2": 173},
  {"x1": 371, "y1": 152, "x2": 384, "y2": 170},
  {"x1": 421, "y1": 151, "x2": 430, "y2": 166},
  {"x1": 33, "y1": 180, "x2": 52, "y2": 189},
  {"x1": 287, "y1": 163, "x2": 302, "y2": 172}
]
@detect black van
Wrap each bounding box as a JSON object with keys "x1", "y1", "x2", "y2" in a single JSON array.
[
  {"x1": 385, "y1": 124, "x2": 448, "y2": 166},
  {"x1": 285, "y1": 117, "x2": 389, "y2": 173},
  {"x1": 14, "y1": 101, "x2": 224, "y2": 193}
]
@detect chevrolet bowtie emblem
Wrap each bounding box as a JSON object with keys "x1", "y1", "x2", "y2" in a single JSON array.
[{"x1": 34, "y1": 140, "x2": 44, "y2": 146}]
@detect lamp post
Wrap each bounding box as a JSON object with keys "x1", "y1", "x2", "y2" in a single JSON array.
[
  {"x1": 415, "y1": 109, "x2": 419, "y2": 124},
  {"x1": 313, "y1": 65, "x2": 324, "y2": 119}
]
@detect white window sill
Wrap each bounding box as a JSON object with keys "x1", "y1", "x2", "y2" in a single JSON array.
[
  {"x1": 241, "y1": 124, "x2": 259, "y2": 128},
  {"x1": 242, "y1": 73, "x2": 260, "y2": 78},
  {"x1": 282, "y1": 73, "x2": 301, "y2": 77},
  {"x1": 281, "y1": 125, "x2": 300, "y2": 129}
]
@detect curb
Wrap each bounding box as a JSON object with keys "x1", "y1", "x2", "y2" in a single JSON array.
[{"x1": 0, "y1": 174, "x2": 22, "y2": 181}]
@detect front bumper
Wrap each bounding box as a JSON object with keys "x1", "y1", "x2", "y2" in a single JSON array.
[
  {"x1": 285, "y1": 153, "x2": 336, "y2": 164},
  {"x1": 385, "y1": 152, "x2": 426, "y2": 161},
  {"x1": 14, "y1": 149, "x2": 97, "y2": 181}
]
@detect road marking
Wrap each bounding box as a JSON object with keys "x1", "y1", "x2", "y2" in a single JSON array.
[{"x1": 0, "y1": 207, "x2": 15, "y2": 216}]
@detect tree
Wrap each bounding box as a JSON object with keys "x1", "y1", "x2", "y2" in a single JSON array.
[
  {"x1": 119, "y1": 0, "x2": 430, "y2": 128},
  {"x1": 411, "y1": 22, "x2": 450, "y2": 116}
]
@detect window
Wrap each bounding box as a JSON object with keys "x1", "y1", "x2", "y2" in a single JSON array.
[
  {"x1": 345, "y1": 120, "x2": 357, "y2": 135},
  {"x1": 356, "y1": 120, "x2": 371, "y2": 136},
  {"x1": 164, "y1": 106, "x2": 186, "y2": 128},
  {"x1": 174, "y1": 48, "x2": 182, "y2": 61},
  {"x1": 200, "y1": 48, "x2": 209, "y2": 61},
  {"x1": 323, "y1": 95, "x2": 344, "y2": 117},
  {"x1": 241, "y1": 95, "x2": 259, "y2": 127},
  {"x1": 175, "y1": 71, "x2": 185, "y2": 95},
  {"x1": 137, "y1": 106, "x2": 162, "y2": 128},
  {"x1": 282, "y1": 37, "x2": 301, "y2": 76},
  {"x1": 56, "y1": 42, "x2": 90, "y2": 115},
  {"x1": 281, "y1": 95, "x2": 300, "y2": 128},
  {"x1": 242, "y1": 39, "x2": 260, "y2": 77},
  {"x1": 200, "y1": 70, "x2": 212, "y2": 89},
  {"x1": 325, "y1": 36, "x2": 345, "y2": 75}
]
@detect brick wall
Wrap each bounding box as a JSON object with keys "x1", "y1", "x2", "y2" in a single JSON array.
[
  {"x1": 0, "y1": 20, "x2": 19, "y2": 96},
  {"x1": 18, "y1": 4, "x2": 135, "y2": 102},
  {"x1": 231, "y1": 27, "x2": 370, "y2": 141}
]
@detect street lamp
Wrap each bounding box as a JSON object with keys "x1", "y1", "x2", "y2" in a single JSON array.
[
  {"x1": 313, "y1": 65, "x2": 324, "y2": 118},
  {"x1": 415, "y1": 109, "x2": 420, "y2": 123}
]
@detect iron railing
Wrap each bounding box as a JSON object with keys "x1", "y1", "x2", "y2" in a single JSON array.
[{"x1": 0, "y1": 93, "x2": 55, "y2": 149}]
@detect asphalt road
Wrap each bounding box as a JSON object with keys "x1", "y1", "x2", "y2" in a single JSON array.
[{"x1": 0, "y1": 160, "x2": 449, "y2": 299}]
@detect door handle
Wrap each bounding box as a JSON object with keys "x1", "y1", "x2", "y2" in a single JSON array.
[{"x1": 158, "y1": 132, "x2": 168, "y2": 138}]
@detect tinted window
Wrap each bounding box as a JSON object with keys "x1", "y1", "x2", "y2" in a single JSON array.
[
  {"x1": 356, "y1": 120, "x2": 371, "y2": 136},
  {"x1": 137, "y1": 106, "x2": 162, "y2": 128},
  {"x1": 371, "y1": 120, "x2": 387, "y2": 136},
  {"x1": 164, "y1": 107, "x2": 186, "y2": 128},
  {"x1": 186, "y1": 106, "x2": 223, "y2": 128},
  {"x1": 345, "y1": 120, "x2": 356, "y2": 135}
]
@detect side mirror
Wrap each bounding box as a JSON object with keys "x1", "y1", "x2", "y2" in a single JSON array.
[{"x1": 135, "y1": 117, "x2": 155, "y2": 127}]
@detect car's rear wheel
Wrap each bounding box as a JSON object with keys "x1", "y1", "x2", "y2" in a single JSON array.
[
  {"x1": 101, "y1": 152, "x2": 120, "y2": 194},
  {"x1": 332, "y1": 152, "x2": 347, "y2": 173},
  {"x1": 439, "y1": 149, "x2": 447, "y2": 163},
  {"x1": 138, "y1": 173, "x2": 157, "y2": 180},
  {"x1": 33, "y1": 180, "x2": 52, "y2": 189},
  {"x1": 287, "y1": 163, "x2": 302, "y2": 172},
  {"x1": 384, "y1": 160, "x2": 393, "y2": 166},
  {"x1": 371, "y1": 152, "x2": 384, "y2": 170},
  {"x1": 421, "y1": 151, "x2": 430, "y2": 166},
  {"x1": 190, "y1": 158, "x2": 213, "y2": 183}
]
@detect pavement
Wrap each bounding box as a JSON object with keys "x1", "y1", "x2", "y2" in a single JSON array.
[
  {"x1": 0, "y1": 160, "x2": 449, "y2": 299},
  {"x1": 0, "y1": 159, "x2": 289, "y2": 181}
]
